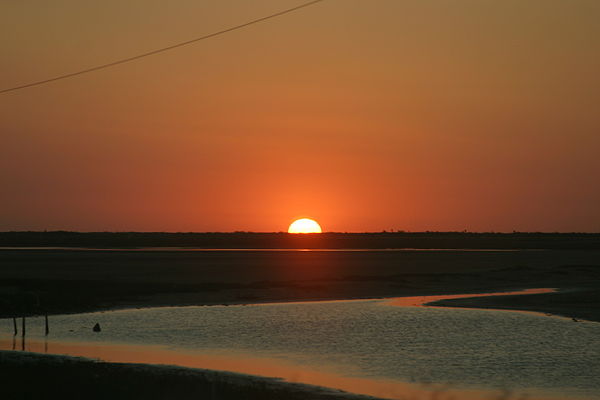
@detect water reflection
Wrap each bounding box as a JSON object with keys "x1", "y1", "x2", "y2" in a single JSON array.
[
  {"x1": 0, "y1": 338, "x2": 565, "y2": 400},
  {"x1": 1, "y1": 288, "x2": 597, "y2": 400},
  {"x1": 387, "y1": 288, "x2": 555, "y2": 307}
]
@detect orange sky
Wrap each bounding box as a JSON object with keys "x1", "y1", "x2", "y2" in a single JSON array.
[{"x1": 1, "y1": 0, "x2": 599, "y2": 232}]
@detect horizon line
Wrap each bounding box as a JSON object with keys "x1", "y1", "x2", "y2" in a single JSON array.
[{"x1": 2, "y1": 230, "x2": 599, "y2": 235}]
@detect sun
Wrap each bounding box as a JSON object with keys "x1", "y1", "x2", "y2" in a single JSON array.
[{"x1": 288, "y1": 218, "x2": 322, "y2": 234}]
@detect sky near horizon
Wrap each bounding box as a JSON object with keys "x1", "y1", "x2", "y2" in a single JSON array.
[{"x1": 1, "y1": 0, "x2": 599, "y2": 232}]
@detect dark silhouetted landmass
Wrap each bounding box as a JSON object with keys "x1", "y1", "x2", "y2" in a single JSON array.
[
  {"x1": 1, "y1": 246, "x2": 599, "y2": 321},
  {"x1": 429, "y1": 288, "x2": 600, "y2": 322},
  {"x1": 1, "y1": 231, "x2": 600, "y2": 249},
  {"x1": 0, "y1": 351, "x2": 384, "y2": 400}
]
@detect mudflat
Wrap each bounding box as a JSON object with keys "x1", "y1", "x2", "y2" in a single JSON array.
[
  {"x1": 1, "y1": 247, "x2": 599, "y2": 321},
  {"x1": 0, "y1": 350, "x2": 383, "y2": 400}
]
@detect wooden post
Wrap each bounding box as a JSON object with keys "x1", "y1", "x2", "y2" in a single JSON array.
[
  {"x1": 45, "y1": 314, "x2": 49, "y2": 336},
  {"x1": 13, "y1": 317, "x2": 17, "y2": 336},
  {"x1": 21, "y1": 317, "x2": 26, "y2": 351}
]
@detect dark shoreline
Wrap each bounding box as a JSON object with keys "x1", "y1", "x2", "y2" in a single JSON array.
[
  {"x1": 428, "y1": 288, "x2": 600, "y2": 322},
  {"x1": 0, "y1": 350, "x2": 387, "y2": 400},
  {"x1": 2, "y1": 248, "x2": 599, "y2": 322},
  {"x1": 4, "y1": 283, "x2": 599, "y2": 323},
  {"x1": 3, "y1": 231, "x2": 600, "y2": 249}
]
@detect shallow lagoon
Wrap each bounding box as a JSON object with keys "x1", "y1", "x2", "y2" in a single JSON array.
[{"x1": 2, "y1": 293, "x2": 599, "y2": 399}]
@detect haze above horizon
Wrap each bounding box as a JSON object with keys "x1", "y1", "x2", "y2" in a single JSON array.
[{"x1": 1, "y1": 0, "x2": 599, "y2": 232}]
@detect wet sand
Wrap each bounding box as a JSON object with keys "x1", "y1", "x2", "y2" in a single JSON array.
[
  {"x1": 0, "y1": 348, "x2": 572, "y2": 400},
  {"x1": 0, "y1": 350, "x2": 386, "y2": 400},
  {"x1": 428, "y1": 288, "x2": 600, "y2": 322},
  {"x1": 388, "y1": 287, "x2": 555, "y2": 307},
  {"x1": 1, "y1": 248, "x2": 599, "y2": 321},
  {"x1": 0, "y1": 337, "x2": 515, "y2": 400}
]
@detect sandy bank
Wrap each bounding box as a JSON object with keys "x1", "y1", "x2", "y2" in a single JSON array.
[
  {"x1": 427, "y1": 288, "x2": 600, "y2": 322},
  {"x1": 0, "y1": 350, "x2": 388, "y2": 400}
]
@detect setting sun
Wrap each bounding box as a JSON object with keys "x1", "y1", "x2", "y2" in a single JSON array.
[{"x1": 288, "y1": 218, "x2": 322, "y2": 234}]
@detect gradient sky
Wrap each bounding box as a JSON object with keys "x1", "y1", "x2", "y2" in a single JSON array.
[{"x1": 1, "y1": 0, "x2": 599, "y2": 232}]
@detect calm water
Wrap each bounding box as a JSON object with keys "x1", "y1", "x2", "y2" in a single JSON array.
[{"x1": 2, "y1": 297, "x2": 599, "y2": 399}]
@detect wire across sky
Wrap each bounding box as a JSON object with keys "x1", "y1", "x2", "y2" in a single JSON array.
[{"x1": 0, "y1": 0, "x2": 325, "y2": 95}]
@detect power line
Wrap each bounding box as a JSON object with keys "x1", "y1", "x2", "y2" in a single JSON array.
[{"x1": 0, "y1": 0, "x2": 325, "y2": 95}]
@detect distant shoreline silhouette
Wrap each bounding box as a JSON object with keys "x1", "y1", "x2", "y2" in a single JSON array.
[{"x1": 1, "y1": 231, "x2": 599, "y2": 250}]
